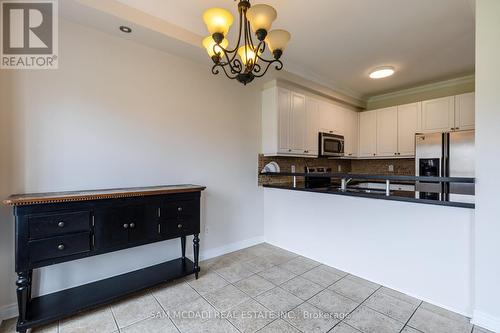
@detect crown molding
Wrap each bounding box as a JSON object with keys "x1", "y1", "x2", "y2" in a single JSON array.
[{"x1": 366, "y1": 74, "x2": 475, "y2": 103}]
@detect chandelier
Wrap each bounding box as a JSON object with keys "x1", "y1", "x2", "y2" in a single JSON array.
[{"x1": 202, "y1": 0, "x2": 291, "y2": 85}]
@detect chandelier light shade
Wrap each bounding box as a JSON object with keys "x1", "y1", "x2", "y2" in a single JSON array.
[
  {"x1": 265, "y1": 29, "x2": 291, "y2": 57},
  {"x1": 203, "y1": 36, "x2": 229, "y2": 57},
  {"x1": 246, "y1": 4, "x2": 277, "y2": 35},
  {"x1": 202, "y1": 0, "x2": 291, "y2": 85},
  {"x1": 202, "y1": 8, "x2": 234, "y2": 35}
]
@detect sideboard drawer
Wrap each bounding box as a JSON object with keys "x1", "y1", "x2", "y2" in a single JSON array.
[
  {"x1": 164, "y1": 200, "x2": 197, "y2": 219},
  {"x1": 29, "y1": 211, "x2": 91, "y2": 240},
  {"x1": 29, "y1": 232, "x2": 91, "y2": 263}
]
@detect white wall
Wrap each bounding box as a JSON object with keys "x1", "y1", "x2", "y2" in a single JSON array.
[
  {"x1": 264, "y1": 188, "x2": 474, "y2": 316},
  {"x1": 0, "y1": 19, "x2": 265, "y2": 314},
  {"x1": 473, "y1": 0, "x2": 500, "y2": 331}
]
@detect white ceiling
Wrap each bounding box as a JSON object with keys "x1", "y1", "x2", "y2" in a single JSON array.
[{"x1": 91, "y1": 0, "x2": 476, "y2": 98}]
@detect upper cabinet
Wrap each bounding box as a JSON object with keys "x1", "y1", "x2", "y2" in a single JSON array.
[
  {"x1": 358, "y1": 110, "x2": 377, "y2": 157},
  {"x1": 397, "y1": 102, "x2": 420, "y2": 156},
  {"x1": 454, "y1": 92, "x2": 475, "y2": 131},
  {"x1": 343, "y1": 108, "x2": 359, "y2": 157},
  {"x1": 376, "y1": 107, "x2": 398, "y2": 157},
  {"x1": 421, "y1": 96, "x2": 456, "y2": 132},
  {"x1": 261, "y1": 86, "x2": 357, "y2": 157}
]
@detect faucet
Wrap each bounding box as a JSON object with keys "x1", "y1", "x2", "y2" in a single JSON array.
[{"x1": 341, "y1": 178, "x2": 352, "y2": 191}]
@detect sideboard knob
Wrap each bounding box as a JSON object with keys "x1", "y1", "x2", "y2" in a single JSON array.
[
  {"x1": 123, "y1": 223, "x2": 129, "y2": 229},
  {"x1": 177, "y1": 224, "x2": 183, "y2": 229},
  {"x1": 177, "y1": 207, "x2": 183, "y2": 212},
  {"x1": 57, "y1": 244, "x2": 65, "y2": 251},
  {"x1": 129, "y1": 223, "x2": 135, "y2": 229},
  {"x1": 58, "y1": 221, "x2": 65, "y2": 228}
]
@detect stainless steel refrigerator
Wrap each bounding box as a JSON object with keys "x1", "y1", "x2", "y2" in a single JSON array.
[{"x1": 415, "y1": 130, "x2": 475, "y2": 203}]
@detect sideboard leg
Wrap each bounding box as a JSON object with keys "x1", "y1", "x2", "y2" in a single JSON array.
[
  {"x1": 193, "y1": 234, "x2": 200, "y2": 279},
  {"x1": 181, "y1": 236, "x2": 186, "y2": 261},
  {"x1": 27, "y1": 269, "x2": 33, "y2": 300},
  {"x1": 16, "y1": 271, "x2": 29, "y2": 325}
]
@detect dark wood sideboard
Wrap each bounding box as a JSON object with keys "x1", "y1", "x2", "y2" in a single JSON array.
[{"x1": 3, "y1": 184, "x2": 206, "y2": 333}]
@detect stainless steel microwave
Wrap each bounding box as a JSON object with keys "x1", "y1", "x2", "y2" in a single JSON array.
[{"x1": 319, "y1": 132, "x2": 345, "y2": 157}]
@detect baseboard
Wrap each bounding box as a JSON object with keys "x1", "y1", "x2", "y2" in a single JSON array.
[
  {"x1": 0, "y1": 302, "x2": 18, "y2": 322},
  {"x1": 200, "y1": 235, "x2": 265, "y2": 261},
  {"x1": 472, "y1": 310, "x2": 500, "y2": 332}
]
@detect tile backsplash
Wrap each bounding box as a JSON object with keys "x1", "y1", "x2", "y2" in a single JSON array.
[{"x1": 258, "y1": 155, "x2": 415, "y2": 185}]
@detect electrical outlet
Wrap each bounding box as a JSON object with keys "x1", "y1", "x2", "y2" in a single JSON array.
[
  {"x1": 204, "y1": 225, "x2": 209, "y2": 234},
  {"x1": 388, "y1": 165, "x2": 394, "y2": 172},
  {"x1": 337, "y1": 165, "x2": 342, "y2": 172}
]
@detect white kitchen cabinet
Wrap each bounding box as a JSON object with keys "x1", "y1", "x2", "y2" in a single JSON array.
[
  {"x1": 421, "y1": 96, "x2": 455, "y2": 132},
  {"x1": 376, "y1": 106, "x2": 398, "y2": 157},
  {"x1": 455, "y1": 92, "x2": 475, "y2": 131},
  {"x1": 343, "y1": 108, "x2": 359, "y2": 157},
  {"x1": 319, "y1": 101, "x2": 344, "y2": 134},
  {"x1": 290, "y1": 92, "x2": 307, "y2": 154},
  {"x1": 358, "y1": 110, "x2": 377, "y2": 157},
  {"x1": 277, "y1": 88, "x2": 291, "y2": 153},
  {"x1": 305, "y1": 97, "x2": 320, "y2": 156},
  {"x1": 397, "y1": 102, "x2": 420, "y2": 156}
]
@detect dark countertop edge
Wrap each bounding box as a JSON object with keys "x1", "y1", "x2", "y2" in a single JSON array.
[
  {"x1": 260, "y1": 172, "x2": 475, "y2": 183},
  {"x1": 263, "y1": 184, "x2": 475, "y2": 209},
  {"x1": 3, "y1": 185, "x2": 207, "y2": 206}
]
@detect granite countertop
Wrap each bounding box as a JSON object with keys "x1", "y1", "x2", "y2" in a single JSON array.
[
  {"x1": 263, "y1": 183, "x2": 474, "y2": 209},
  {"x1": 3, "y1": 185, "x2": 206, "y2": 206}
]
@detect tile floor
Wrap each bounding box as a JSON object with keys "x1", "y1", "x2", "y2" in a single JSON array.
[{"x1": 0, "y1": 243, "x2": 494, "y2": 333}]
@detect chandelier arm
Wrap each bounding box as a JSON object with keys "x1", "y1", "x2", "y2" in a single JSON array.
[
  {"x1": 252, "y1": 59, "x2": 283, "y2": 78},
  {"x1": 246, "y1": 19, "x2": 256, "y2": 49},
  {"x1": 218, "y1": 6, "x2": 244, "y2": 58},
  {"x1": 219, "y1": 63, "x2": 240, "y2": 79}
]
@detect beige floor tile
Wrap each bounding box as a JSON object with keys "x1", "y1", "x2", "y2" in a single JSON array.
[
  {"x1": 227, "y1": 299, "x2": 275, "y2": 333},
  {"x1": 284, "y1": 302, "x2": 338, "y2": 333},
  {"x1": 152, "y1": 280, "x2": 199, "y2": 310},
  {"x1": 329, "y1": 322, "x2": 362, "y2": 333},
  {"x1": 408, "y1": 307, "x2": 473, "y2": 333},
  {"x1": 301, "y1": 265, "x2": 344, "y2": 288},
  {"x1": 377, "y1": 286, "x2": 421, "y2": 306},
  {"x1": 186, "y1": 271, "x2": 229, "y2": 295},
  {"x1": 234, "y1": 274, "x2": 275, "y2": 298},
  {"x1": 0, "y1": 318, "x2": 17, "y2": 333},
  {"x1": 257, "y1": 319, "x2": 300, "y2": 333},
  {"x1": 258, "y1": 266, "x2": 297, "y2": 285},
  {"x1": 281, "y1": 276, "x2": 324, "y2": 301},
  {"x1": 59, "y1": 306, "x2": 117, "y2": 333},
  {"x1": 185, "y1": 318, "x2": 239, "y2": 333},
  {"x1": 344, "y1": 275, "x2": 380, "y2": 290},
  {"x1": 255, "y1": 287, "x2": 302, "y2": 314},
  {"x1": 120, "y1": 314, "x2": 178, "y2": 333},
  {"x1": 401, "y1": 326, "x2": 421, "y2": 333},
  {"x1": 244, "y1": 256, "x2": 276, "y2": 273},
  {"x1": 308, "y1": 289, "x2": 358, "y2": 320},
  {"x1": 111, "y1": 291, "x2": 162, "y2": 328},
  {"x1": 345, "y1": 306, "x2": 404, "y2": 333},
  {"x1": 329, "y1": 277, "x2": 378, "y2": 303},
  {"x1": 364, "y1": 289, "x2": 419, "y2": 323},
  {"x1": 204, "y1": 284, "x2": 250, "y2": 312},
  {"x1": 280, "y1": 256, "x2": 321, "y2": 275},
  {"x1": 168, "y1": 297, "x2": 217, "y2": 333},
  {"x1": 473, "y1": 326, "x2": 495, "y2": 333},
  {"x1": 420, "y1": 302, "x2": 471, "y2": 324},
  {"x1": 215, "y1": 262, "x2": 255, "y2": 283}
]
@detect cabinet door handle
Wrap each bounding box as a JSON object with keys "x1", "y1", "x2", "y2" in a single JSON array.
[
  {"x1": 123, "y1": 223, "x2": 129, "y2": 229},
  {"x1": 129, "y1": 223, "x2": 135, "y2": 229},
  {"x1": 177, "y1": 207, "x2": 183, "y2": 212},
  {"x1": 57, "y1": 244, "x2": 65, "y2": 251},
  {"x1": 177, "y1": 224, "x2": 183, "y2": 229},
  {"x1": 288, "y1": 149, "x2": 292, "y2": 152},
  {"x1": 58, "y1": 221, "x2": 65, "y2": 228}
]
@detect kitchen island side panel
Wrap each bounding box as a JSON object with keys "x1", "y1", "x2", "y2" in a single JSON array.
[{"x1": 263, "y1": 187, "x2": 473, "y2": 316}]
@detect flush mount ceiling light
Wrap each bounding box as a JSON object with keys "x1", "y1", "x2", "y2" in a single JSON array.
[
  {"x1": 369, "y1": 66, "x2": 395, "y2": 79},
  {"x1": 202, "y1": 1, "x2": 291, "y2": 85},
  {"x1": 119, "y1": 26, "x2": 132, "y2": 33}
]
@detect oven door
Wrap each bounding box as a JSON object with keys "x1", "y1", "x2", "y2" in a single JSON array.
[{"x1": 319, "y1": 133, "x2": 345, "y2": 157}]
